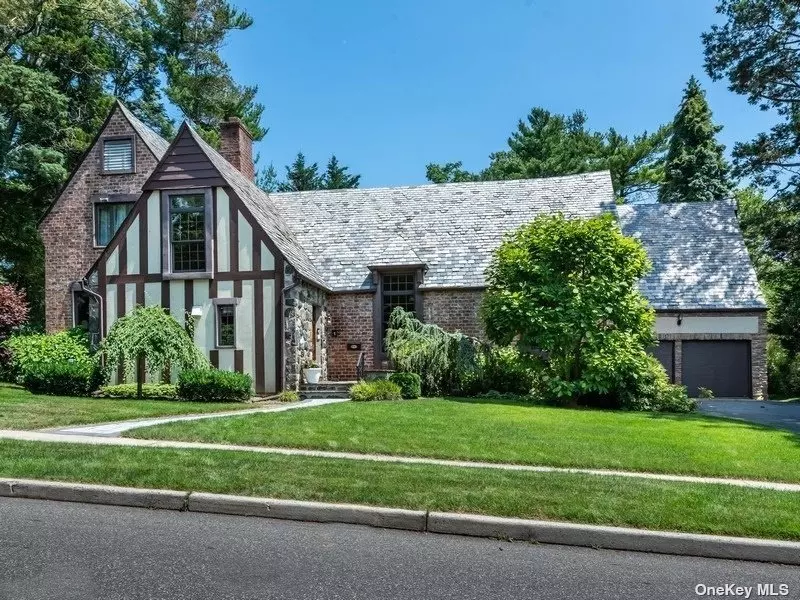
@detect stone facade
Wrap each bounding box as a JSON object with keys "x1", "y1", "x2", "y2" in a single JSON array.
[
  {"x1": 422, "y1": 289, "x2": 485, "y2": 339},
  {"x1": 327, "y1": 293, "x2": 374, "y2": 381},
  {"x1": 283, "y1": 265, "x2": 328, "y2": 390},
  {"x1": 656, "y1": 310, "x2": 768, "y2": 399},
  {"x1": 39, "y1": 108, "x2": 160, "y2": 333}
]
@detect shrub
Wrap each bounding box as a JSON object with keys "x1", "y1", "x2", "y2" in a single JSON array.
[
  {"x1": 277, "y1": 390, "x2": 300, "y2": 403},
  {"x1": 478, "y1": 346, "x2": 539, "y2": 396},
  {"x1": 177, "y1": 369, "x2": 252, "y2": 402},
  {"x1": 697, "y1": 387, "x2": 714, "y2": 399},
  {"x1": 389, "y1": 372, "x2": 422, "y2": 399},
  {"x1": 767, "y1": 337, "x2": 800, "y2": 397},
  {"x1": 0, "y1": 284, "x2": 29, "y2": 380},
  {"x1": 615, "y1": 354, "x2": 695, "y2": 413},
  {"x1": 22, "y1": 361, "x2": 102, "y2": 396},
  {"x1": 350, "y1": 380, "x2": 403, "y2": 402},
  {"x1": 99, "y1": 383, "x2": 177, "y2": 400}
]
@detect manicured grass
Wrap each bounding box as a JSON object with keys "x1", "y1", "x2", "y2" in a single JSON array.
[
  {"x1": 0, "y1": 384, "x2": 255, "y2": 430},
  {"x1": 129, "y1": 397, "x2": 800, "y2": 483},
  {"x1": 0, "y1": 439, "x2": 798, "y2": 540}
]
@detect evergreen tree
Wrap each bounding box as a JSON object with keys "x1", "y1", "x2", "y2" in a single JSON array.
[
  {"x1": 323, "y1": 155, "x2": 360, "y2": 189},
  {"x1": 256, "y1": 162, "x2": 279, "y2": 193},
  {"x1": 658, "y1": 76, "x2": 730, "y2": 203},
  {"x1": 278, "y1": 153, "x2": 323, "y2": 192}
]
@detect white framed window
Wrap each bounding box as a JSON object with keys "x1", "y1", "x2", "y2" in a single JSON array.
[
  {"x1": 102, "y1": 137, "x2": 134, "y2": 173},
  {"x1": 213, "y1": 298, "x2": 239, "y2": 349},
  {"x1": 161, "y1": 188, "x2": 214, "y2": 279}
]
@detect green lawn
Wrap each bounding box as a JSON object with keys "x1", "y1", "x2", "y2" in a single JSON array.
[
  {"x1": 0, "y1": 439, "x2": 798, "y2": 540},
  {"x1": 129, "y1": 397, "x2": 800, "y2": 483},
  {"x1": 0, "y1": 384, "x2": 255, "y2": 430}
]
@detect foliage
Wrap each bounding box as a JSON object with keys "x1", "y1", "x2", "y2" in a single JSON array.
[
  {"x1": 481, "y1": 214, "x2": 655, "y2": 404},
  {"x1": 0, "y1": 283, "x2": 28, "y2": 378},
  {"x1": 20, "y1": 360, "x2": 102, "y2": 397},
  {"x1": 658, "y1": 76, "x2": 730, "y2": 203},
  {"x1": 271, "y1": 151, "x2": 361, "y2": 192},
  {"x1": 323, "y1": 155, "x2": 360, "y2": 189},
  {"x1": 277, "y1": 390, "x2": 300, "y2": 403},
  {"x1": 388, "y1": 372, "x2": 422, "y2": 399},
  {"x1": 425, "y1": 107, "x2": 670, "y2": 201},
  {"x1": 478, "y1": 346, "x2": 539, "y2": 396},
  {"x1": 614, "y1": 354, "x2": 695, "y2": 413},
  {"x1": 256, "y1": 161, "x2": 280, "y2": 193},
  {"x1": 385, "y1": 307, "x2": 481, "y2": 396},
  {"x1": 350, "y1": 379, "x2": 403, "y2": 402},
  {"x1": 98, "y1": 383, "x2": 178, "y2": 400},
  {"x1": 697, "y1": 387, "x2": 715, "y2": 400},
  {"x1": 102, "y1": 306, "x2": 207, "y2": 396},
  {"x1": 177, "y1": 368, "x2": 252, "y2": 402},
  {"x1": 4, "y1": 329, "x2": 95, "y2": 379},
  {"x1": 767, "y1": 336, "x2": 800, "y2": 397}
]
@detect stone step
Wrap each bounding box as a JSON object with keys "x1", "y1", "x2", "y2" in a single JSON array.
[
  {"x1": 301, "y1": 381, "x2": 356, "y2": 392},
  {"x1": 299, "y1": 389, "x2": 351, "y2": 400}
]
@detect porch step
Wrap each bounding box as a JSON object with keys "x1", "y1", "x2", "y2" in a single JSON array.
[{"x1": 300, "y1": 381, "x2": 356, "y2": 400}]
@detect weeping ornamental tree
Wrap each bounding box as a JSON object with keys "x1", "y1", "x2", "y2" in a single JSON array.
[{"x1": 101, "y1": 306, "x2": 207, "y2": 398}]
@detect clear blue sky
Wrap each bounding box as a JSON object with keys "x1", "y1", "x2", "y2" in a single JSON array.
[{"x1": 222, "y1": 0, "x2": 774, "y2": 187}]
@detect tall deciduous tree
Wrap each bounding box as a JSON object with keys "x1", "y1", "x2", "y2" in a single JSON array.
[
  {"x1": 658, "y1": 76, "x2": 730, "y2": 203},
  {"x1": 323, "y1": 155, "x2": 360, "y2": 189},
  {"x1": 426, "y1": 107, "x2": 669, "y2": 201}
]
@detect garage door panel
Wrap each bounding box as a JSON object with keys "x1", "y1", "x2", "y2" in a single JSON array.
[
  {"x1": 650, "y1": 341, "x2": 674, "y2": 383},
  {"x1": 682, "y1": 341, "x2": 750, "y2": 398}
]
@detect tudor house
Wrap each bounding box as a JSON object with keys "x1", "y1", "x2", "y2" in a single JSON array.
[{"x1": 39, "y1": 102, "x2": 768, "y2": 397}]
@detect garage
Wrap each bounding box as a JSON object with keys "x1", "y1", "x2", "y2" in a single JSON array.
[
  {"x1": 682, "y1": 341, "x2": 751, "y2": 398},
  {"x1": 650, "y1": 341, "x2": 674, "y2": 383}
]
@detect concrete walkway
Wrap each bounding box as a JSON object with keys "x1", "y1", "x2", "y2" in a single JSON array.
[
  {"x1": 2, "y1": 428, "x2": 798, "y2": 493},
  {"x1": 48, "y1": 397, "x2": 349, "y2": 437}
]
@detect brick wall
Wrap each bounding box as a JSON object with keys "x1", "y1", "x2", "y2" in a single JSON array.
[
  {"x1": 656, "y1": 311, "x2": 768, "y2": 399},
  {"x1": 422, "y1": 289, "x2": 485, "y2": 339},
  {"x1": 327, "y1": 293, "x2": 374, "y2": 381},
  {"x1": 39, "y1": 108, "x2": 160, "y2": 333}
]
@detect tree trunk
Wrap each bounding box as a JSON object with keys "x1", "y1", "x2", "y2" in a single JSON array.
[{"x1": 136, "y1": 353, "x2": 145, "y2": 399}]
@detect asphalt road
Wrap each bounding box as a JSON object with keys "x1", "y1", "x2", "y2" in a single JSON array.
[
  {"x1": 0, "y1": 498, "x2": 797, "y2": 600},
  {"x1": 699, "y1": 399, "x2": 800, "y2": 434}
]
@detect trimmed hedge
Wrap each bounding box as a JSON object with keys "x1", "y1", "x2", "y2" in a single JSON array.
[
  {"x1": 177, "y1": 369, "x2": 252, "y2": 403},
  {"x1": 22, "y1": 361, "x2": 102, "y2": 397},
  {"x1": 99, "y1": 383, "x2": 178, "y2": 400},
  {"x1": 350, "y1": 380, "x2": 403, "y2": 402},
  {"x1": 389, "y1": 372, "x2": 422, "y2": 399}
]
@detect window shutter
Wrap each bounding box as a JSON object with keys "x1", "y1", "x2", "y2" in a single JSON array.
[{"x1": 104, "y1": 139, "x2": 133, "y2": 172}]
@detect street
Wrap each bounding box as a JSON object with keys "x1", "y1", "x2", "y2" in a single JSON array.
[{"x1": 0, "y1": 497, "x2": 797, "y2": 600}]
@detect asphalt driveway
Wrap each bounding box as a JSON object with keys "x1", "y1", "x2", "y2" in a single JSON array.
[{"x1": 698, "y1": 399, "x2": 800, "y2": 435}]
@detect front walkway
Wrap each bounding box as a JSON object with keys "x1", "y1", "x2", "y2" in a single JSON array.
[
  {"x1": 698, "y1": 399, "x2": 800, "y2": 435},
  {"x1": 49, "y1": 397, "x2": 348, "y2": 437},
  {"x1": 1, "y1": 428, "x2": 798, "y2": 493}
]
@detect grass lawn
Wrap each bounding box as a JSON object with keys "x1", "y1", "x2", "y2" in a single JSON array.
[
  {"x1": 129, "y1": 397, "x2": 800, "y2": 483},
  {"x1": 0, "y1": 439, "x2": 798, "y2": 541},
  {"x1": 0, "y1": 384, "x2": 256, "y2": 430}
]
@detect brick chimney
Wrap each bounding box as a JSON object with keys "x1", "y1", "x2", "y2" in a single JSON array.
[{"x1": 219, "y1": 117, "x2": 255, "y2": 180}]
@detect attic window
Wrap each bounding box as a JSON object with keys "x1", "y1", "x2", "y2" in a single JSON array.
[{"x1": 102, "y1": 137, "x2": 134, "y2": 173}]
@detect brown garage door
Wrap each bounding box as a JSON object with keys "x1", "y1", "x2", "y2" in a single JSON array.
[
  {"x1": 682, "y1": 341, "x2": 751, "y2": 398},
  {"x1": 650, "y1": 341, "x2": 674, "y2": 383}
]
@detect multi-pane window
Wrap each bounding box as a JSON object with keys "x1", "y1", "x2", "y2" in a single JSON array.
[
  {"x1": 170, "y1": 194, "x2": 206, "y2": 272},
  {"x1": 103, "y1": 138, "x2": 134, "y2": 173},
  {"x1": 381, "y1": 272, "x2": 417, "y2": 340},
  {"x1": 216, "y1": 304, "x2": 236, "y2": 348},
  {"x1": 95, "y1": 202, "x2": 133, "y2": 246}
]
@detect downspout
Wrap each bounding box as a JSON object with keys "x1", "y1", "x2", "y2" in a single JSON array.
[
  {"x1": 280, "y1": 275, "x2": 302, "y2": 391},
  {"x1": 71, "y1": 279, "x2": 104, "y2": 348}
]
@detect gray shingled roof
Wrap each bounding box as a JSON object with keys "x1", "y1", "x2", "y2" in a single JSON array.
[
  {"x1": 617, "y1": 201, "x2": 766, "y2": 310},
  {"x1": 268, "y1": 172, "x2": 617, "y2": 290},
  {"x1": 116, "y1": 101, "x2": 170, "y2": 159},
  {"x1": 183, "y1": 126, "x2": 329, "y2": 290}
]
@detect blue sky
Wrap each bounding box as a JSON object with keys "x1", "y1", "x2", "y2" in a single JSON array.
[{"x1": 222, "y1": 0, "x2": 775, "y2": 187}]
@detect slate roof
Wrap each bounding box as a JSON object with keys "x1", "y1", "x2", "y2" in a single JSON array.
[
  {"x1": 116, "y1": 101, "x2": 170, "y2": 159},
  {"x1": 267, "y1": 171, "x2": 617, "y2": 290},
  {"x1": 617, "y1": 201, "x2": 766, "y2": 311},
  {"x1": 182, "y1": 126, "x2": 329, "y2": 290}
]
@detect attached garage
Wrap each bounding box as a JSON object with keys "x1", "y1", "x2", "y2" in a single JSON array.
[
  {"x1": 650, "y1": 341, "x2": 674, "y2": 383},
  {"x1": 681, "y1": 341, "x2": 751, "y2": 398}
]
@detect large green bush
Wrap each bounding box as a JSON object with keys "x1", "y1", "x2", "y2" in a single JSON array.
[
  {"x1": 389, "y1": 372, "x2": 422, "y2": 399},
  {"x1": 350, "y1": 380, "x2": 403, "y2": 402},
  {"x1": 767, "y1": 336, "x2": 800, "y2": 398},
  {"x1": 22, "y1": 361, "x2": 102, "y2": 396},
  {"x1": 614, "y1": 353, "x2": 695, "y2": 413},
  {"x1": 177, "y1": 369, "x2": 252, "y2": 402}
]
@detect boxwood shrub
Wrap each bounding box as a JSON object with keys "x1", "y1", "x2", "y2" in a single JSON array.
[
  {"x1": 388, "y1": 372, "x2": 422, "y2": 399},
  {"x1": 177, "y1": 369, "x2": 252, "y2": 403},
  {"x1": 99, "y1": 383, "x2": 178, "y2": 400},
  {"x1": 350, "y1": 380, "x2": 403, "y2": 402},
  {"x1": 22, "y1": 361, "x2": 103, "y2": 397}
]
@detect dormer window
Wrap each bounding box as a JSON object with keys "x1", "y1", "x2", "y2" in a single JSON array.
[{"x1": 102, "y1": 137, "x2": 135, "y2": 174}]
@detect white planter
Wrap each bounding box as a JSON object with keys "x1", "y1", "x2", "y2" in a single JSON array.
[{"x1": 304, "y1": 368, "x2": 322, "y2": 384}]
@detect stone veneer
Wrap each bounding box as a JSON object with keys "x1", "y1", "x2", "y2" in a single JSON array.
[
  {"x1": 39, "y1": 108, "x2": 160, "y2": 333},
  {"x1": 656, "y1": 310, "x2": 768, "y2": 400},
  {"x1": 283, "y1": 265, "x2": 328, "y2": 390}
]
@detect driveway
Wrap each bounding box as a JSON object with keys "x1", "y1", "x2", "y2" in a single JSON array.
[{"x1": 698, "y1": 399, "x2": 800, "y2": 435}]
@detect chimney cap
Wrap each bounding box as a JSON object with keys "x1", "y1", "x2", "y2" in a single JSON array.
[{"x1": 220, "y1": 116, "x2": 253, "y2": 140}]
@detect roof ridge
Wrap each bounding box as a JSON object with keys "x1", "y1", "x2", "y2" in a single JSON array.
[{"x1": 114, "y1": 100, "x2": 171, "y2": 159}]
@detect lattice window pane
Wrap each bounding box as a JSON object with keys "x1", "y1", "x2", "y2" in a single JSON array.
[
  {"x1": 170, "y1": 194, "x2": 206, "y2": 272},
  {"x1": 381, "y1": 273, "x2": 417, "y2": 338}
]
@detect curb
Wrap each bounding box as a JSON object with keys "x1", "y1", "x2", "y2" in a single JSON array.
[{"x1": 1, "y1": 478, "x2": 798, "y2": 565}]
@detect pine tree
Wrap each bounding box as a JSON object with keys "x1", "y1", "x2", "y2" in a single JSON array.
[
  {"x1": 256, "y1": 162, "x2": 279, "y2": 193},
  {"x1": 278, "y1": 152, "x2": 323, "y2": 192},
  {"x1": 323, "y1": 155, "x2": 360, "y2": 189},
  {"x1": 658, "y1": 76, "x2": 730, "y2": 203}
]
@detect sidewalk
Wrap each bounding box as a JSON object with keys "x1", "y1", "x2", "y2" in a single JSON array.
[{"x1": 2, "y1": 428, "x2": 798, "y2": 493}]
